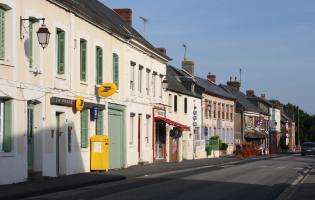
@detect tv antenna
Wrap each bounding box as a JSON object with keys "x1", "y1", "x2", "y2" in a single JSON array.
[
  {"x1": 183, "y1": 43, "x2": 187, "y2": 60},
  {"x1": 139, "y1": 16, "x2": 148, "y2": 38}
]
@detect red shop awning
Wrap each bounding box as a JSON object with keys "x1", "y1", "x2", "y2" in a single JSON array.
[{"x1": 154, "y1": 116, "x2": 190, "y2": 131}]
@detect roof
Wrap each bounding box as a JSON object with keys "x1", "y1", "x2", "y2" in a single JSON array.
[
  {"x1": 166, "y1": 65, "x2": 202, "y2": 99},
  {"x1": 48, "y1": 0, "x2": 170, "y2": 61},
  {"x1": 195, "y1": 77, "x2": 235, "y2": 100},
  {"x1": 220, "y1": 85, "x2": 262, "y2": 113},
  {"x1": 247, "y1": 96, "x2": 272, "y2": 115}
]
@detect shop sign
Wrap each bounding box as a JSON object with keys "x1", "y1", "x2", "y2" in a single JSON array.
[
  {"x1": 50, "y1": 97, "x2": 105, "y2": 110},
  {"x1": 50, "y1": 97, "x2": 74, "y2": 107},
  {"x1": 98, "y1": 82, "x2": 117, "y2": 97},
  {"x1": 154, "y1": 109, "x2": 166, "y2": 118}
]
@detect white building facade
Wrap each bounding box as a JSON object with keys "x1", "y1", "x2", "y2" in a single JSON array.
[{"x1": 0, "y1": 0, "x2": 168, "y2": 185}]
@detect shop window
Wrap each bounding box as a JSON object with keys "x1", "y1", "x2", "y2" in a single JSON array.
[
  {"x1": 96, "y1": 46, "x2": 103, "y2": 84},
  {"x1": 56, "y1": 28, "x2": 65, "y2": 74},
  {"x1": 0, "y1": 99, "x2": 12, "y2": 152},
  {"x1": 95, "y1": 110, "x2": 104, "y2": 135},
  {"x1": 80, "y1": 109, "x2": 89, "y2": 148},
  {"x1": 113, "y1": 53, "x2": 119, "y2": 88}
]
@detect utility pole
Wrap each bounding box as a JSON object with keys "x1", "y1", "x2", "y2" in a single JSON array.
[
  {"x1": 297, "y1": 106, "x2": 300, "y2": 147},
  {"x1": 182, "y1": 43, "x2": 187, "y2": 60},
  {"x1": 139, "y1": 16, "x2": 148, "y2": 38}
]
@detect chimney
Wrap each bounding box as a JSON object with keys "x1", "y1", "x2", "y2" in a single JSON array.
[
  {"x1": 182, "y1": 59, "x2": 195, "y2": 76},
  {"x1": 261, "y1": 93, "x2": 266, "y2": 99},
  {"x1": 114, "y1": 8, "x2": 132, "y2": 26},
  {"x1": 157, "y1": 48, "x2": 166, "y2": 55},
  {"x1": 246, "y1": 90, "x2": 255, "y2": 97},
  {"x1": 207, "y1": 72, "x2": 216, "y2": 83},
  {"x1": 227, "y1": 76, "x2": 241, "y2": 91}
]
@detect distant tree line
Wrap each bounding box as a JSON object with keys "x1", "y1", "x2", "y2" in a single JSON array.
[{"x1": 284, "y1": 103, "x2": 315, "y2": 143}]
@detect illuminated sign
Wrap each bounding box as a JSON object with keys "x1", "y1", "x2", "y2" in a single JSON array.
[{"x1": 98, "y1": 83, "x2": 117, "y2": 97}]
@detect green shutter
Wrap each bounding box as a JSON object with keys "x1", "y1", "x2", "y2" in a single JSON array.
[
  {"x1": 0, "y1": 8, "x2": 5, "y2": 60},
  {"x1": 113, "y1": 54, "x2": 119, "y2": 88},
  {"x1": 80, "y1": 40, "x2": 87, "y2": 81},
  {"x1": 96, "y1": 111, "x2": 103, "y2": 135},
  {"x1": 29, "y1": 21, "x2": 33, "y2": 68},
  {"x1": 81, "y1": 109, "x2": 89, "y2": 148},
  {"x1": 57, "y1": 29, "x2": 65, "y2": 74},
  {"x1": 96, "y1": 47, "x2": 103, "y2": 84},
  {"x1": 3, "y1": 100, "x2": 12, "y2": 152}
]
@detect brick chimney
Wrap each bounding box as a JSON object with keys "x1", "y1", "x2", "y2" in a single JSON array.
[
  {"x1": 246, "y1": 90, "x2": 255, "y2": 97},
  {"x1": 227, "y1": 76, "x2": 241, "y2": 91},
  {"x1": 157, "y1": 48, "x2": 166, "y2": 55},
  {"x1": 207, "y1": 72, "x2": 216, "y2": 83},
  {"x1": 182, "y1": 59, "x2": 195, "y2": 76},
  {"x1": 114, "y1": 8, "x2": 132, "y2": 26}
]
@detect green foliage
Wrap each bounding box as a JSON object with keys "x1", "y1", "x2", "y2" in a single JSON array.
[{"x1": 220, "y1": 143, "x2": 228, "y2": 151}]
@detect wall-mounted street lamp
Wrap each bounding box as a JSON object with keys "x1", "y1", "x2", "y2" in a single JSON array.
[
  {"x1": 162, "y1": 78, "x2": 168, "y2": 90},
  {"x1": 20, "y1": 17, "x2": 51, "y2": 49}
]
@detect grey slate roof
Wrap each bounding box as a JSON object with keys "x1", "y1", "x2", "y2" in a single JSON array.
[
  {"x1": 247, "y1": 96, "x2": 272, "y2": 115},
  {"x1": 48, "y1": 0, "x2": 170, "y2": 60},
  {"x1": 166, "y1": 65, "x2": 202, "y2": 99},
  {"x1": 220, "y1": 85, "x2": 262, "y2": 113},
  {"x1": 195, "y1": 77, "x2": 235, "y2": 100}
]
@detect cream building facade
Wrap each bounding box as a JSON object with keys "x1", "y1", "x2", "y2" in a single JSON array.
[
  {"x1": 195, "y1": 75, "x2": 236, "y2": 156},
  {"x1": 0, "y1": 0, "x2": 169, "y2": 185}
]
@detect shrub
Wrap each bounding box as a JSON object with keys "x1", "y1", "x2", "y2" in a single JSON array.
[{"x1": 220, "y1": 143, "x2": 228, "y2": 151}]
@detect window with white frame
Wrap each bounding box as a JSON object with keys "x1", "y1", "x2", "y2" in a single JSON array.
[
  {"x1": 138, "y1": 65, "x2": 143, "y2": 94},
  {"x1": 130, "y1": 113, "x2": 135, "y2": 144},
  {"x1": 146, "y1": 69, "x2": 150, "y2": 95},
  {"x1": 152, "y1": 72, "x2": 157, "y2": 97},
  {"x1": 146, "y1": 115, "x2": 151, "y2": 144},
  {"x1": 168, "y1": 94, "x2": 172, "y2": 112},
  {"x1": 159, "y1": 75, "x2": 163, "y2": 98},
  {"x1": 130, "y1": 61, "x2": 135, "y2": 91}
]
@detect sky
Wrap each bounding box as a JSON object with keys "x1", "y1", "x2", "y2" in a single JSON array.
[{"x1": 102, "y1": 0, "x2": 315, "y2": 115}]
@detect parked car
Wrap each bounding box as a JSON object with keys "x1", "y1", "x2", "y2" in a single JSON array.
[{"x1": 301, "y1": 142, "x2": 315, "y2": 156}]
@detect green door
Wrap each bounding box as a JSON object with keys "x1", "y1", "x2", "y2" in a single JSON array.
[
  {"x1": 27, "y1": 104, "x2": 34, "y2": 172},
  {"x1": 108, "y1": 104, "x2": 125, "y2": 169}
]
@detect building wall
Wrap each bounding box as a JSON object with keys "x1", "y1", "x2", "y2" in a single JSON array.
[
  {"x1": 202, "y1": 93, "x2": 235, "y2": 155},
  {"x1": 0, "y1": 0, "x2": 167, "y2": 184},
  {"x1": 166, "y1": 91, "x2": 202, "y2": 160}
]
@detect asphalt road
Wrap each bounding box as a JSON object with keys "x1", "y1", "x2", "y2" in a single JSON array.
[{"x1": 28, "y1": 155, "x2": 315, "y2": 200}]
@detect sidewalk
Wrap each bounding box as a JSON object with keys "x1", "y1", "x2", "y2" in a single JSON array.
[
  {"x1": 289, "y1": 167, "x2": 315, "y2": 200},
  {"x1": 0, "y1": 155, "x2": 277, "y2": 200}
]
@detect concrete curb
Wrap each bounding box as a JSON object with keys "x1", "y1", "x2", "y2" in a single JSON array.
[{"x1": 0, "y1": 174, "x2": 126, "y2": 200}]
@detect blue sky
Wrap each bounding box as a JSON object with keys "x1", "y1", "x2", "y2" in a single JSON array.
[{"x1": 102, "y1": 0, "x2": 315, "y2": 115}]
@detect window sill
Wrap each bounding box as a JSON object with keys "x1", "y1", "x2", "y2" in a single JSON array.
[
  {"x1": 0, "y1": 152, "x2": 16, "y2": 157},
  {"x1": 29, "y1": 67, "x2": 42, "y2": 75},
  {"x1": 80, "y1": 81, "x2": 88, "y2": 86},
  {"x1": 56, "y1": 75, "x2": 67, "y2": 80},
  {"x1": 0, "y1": 60, "x2": 14, "y2": 67}
]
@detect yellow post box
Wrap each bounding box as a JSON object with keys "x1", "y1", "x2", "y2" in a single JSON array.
[{"x1": 90, "y1": 135, "x2": 110, "y2": 171}]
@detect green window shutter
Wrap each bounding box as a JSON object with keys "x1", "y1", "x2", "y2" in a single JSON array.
[
  {"x1": 96, "y1": 47, "x2": 103, "y2": 84},
  {"x1": 80, "y1": 109, "x2": 89, "y2": 148},
  {"x1": 96, "y1": 111, "x2": 104, "y2": 135},
  {"x1": 113, "y1": 54, "x2": 119, "y2": 88},
  {"x1": 3, "y1": 100, "x2": 12, "y2": 152},
  {"x1": 0, "y1": 8, "x2": 5, "y2": 60},
  {"x1": 29, "y1": 21, "x2": 33, "y2": 68},
  {"x1": 80, "y1": 40, "x2": 87, "y2": 81},
  {"x1": 57, "y1": 29, "x2": 65, "y2": 74}
]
